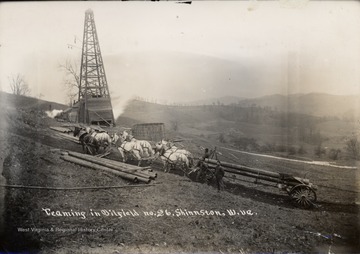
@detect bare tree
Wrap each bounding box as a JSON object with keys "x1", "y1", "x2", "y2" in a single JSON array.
[
  {"x1": 58, "y1": 59, "x2": 81, "y2": 104},
  {"x1": 8, "y1": 74, "x2": 31, "y2": 96},
  {"x1": 345, "y1": 136, "x2": 360, "y2": 160}
]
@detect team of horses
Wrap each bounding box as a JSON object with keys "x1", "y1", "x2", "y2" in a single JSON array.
[
  {"x1": 112, "y1": 130, "x2": 154, "y2": 166},
  {"x1": 73, "y1": 127, "x2": 194, "y2": 171}
]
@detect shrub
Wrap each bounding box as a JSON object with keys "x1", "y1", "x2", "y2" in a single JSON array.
[
  {"x1": 345, "y1": 137, "x2": 360, "y2": 160},
  {"x1": 297, "y1": 145, "x2": 307, "y2": 155},
  {"x1": 259, "y1": 143, "x2": 275, "y2": 153},
  {"x1": 314, "y1": 144, "x2": 326, "y2": 158},
  {"x1": 275, "y1": 144, "x2": 287, "y2": 153},
  {"x1": 328, "y1": 148, "x2": 341, "y2": 160},
  {"x1": 288, "y1": 146, "x2": 297, "y2": 155}
]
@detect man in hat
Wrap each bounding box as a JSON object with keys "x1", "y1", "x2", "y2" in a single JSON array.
[{"x1": 214, "y1": 160, "x2": 225, "y2": 192}]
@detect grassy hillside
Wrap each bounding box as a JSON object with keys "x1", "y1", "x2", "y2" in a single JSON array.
[
  {"x1": 2, "y1": 91, "x2": 355, "y2": 162},
  {"x1": 237, "y1": 93, "x2": 360, "y2": 118},
  {"x1": 117, "y1": 99, "x2": 358, "y2": 162},
  {"x1": 0, "y1": 91, "x2": 68, "y2": 111}
]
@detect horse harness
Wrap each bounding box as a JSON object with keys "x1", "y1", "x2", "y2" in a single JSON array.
[
  {"x1": 120, "y1": 140, "x2": 141, "y2": 153},
  {"x1": 161, "y1": 148, "x2": 183, "y2": 165}
]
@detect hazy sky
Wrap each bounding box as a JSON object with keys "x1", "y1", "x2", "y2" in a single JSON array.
[{"x1": 0, "y1": 1, "x2": 359, "y2": 116}]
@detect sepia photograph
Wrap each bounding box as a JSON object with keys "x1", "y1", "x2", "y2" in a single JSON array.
[{"x1": 0, "y1": 1, "x2": 359, "y2": 253}]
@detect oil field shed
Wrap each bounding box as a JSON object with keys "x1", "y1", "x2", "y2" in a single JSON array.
[{"x1": 132, "y1": 123, "x2": 165, "y2": 141}]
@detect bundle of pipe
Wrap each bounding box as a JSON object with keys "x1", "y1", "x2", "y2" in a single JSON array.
[
  {"x1": 205, "y1": 158, "x2": 309, "y2": 186},
  {"x1": 68, "y1": 151, "x2": 157, "y2": 179},
  {"x1": 61, "y1": 151, "x2": 156, "y2": 183}
]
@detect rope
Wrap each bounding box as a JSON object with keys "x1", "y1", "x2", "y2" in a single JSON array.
[{"x1": 0, "y1": 184, "x2": 157, "y2": 191}]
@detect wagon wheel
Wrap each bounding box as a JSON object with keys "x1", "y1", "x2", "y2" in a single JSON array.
[{"x1": 289, "y1": 185, "x2": 317, "y2": 209}]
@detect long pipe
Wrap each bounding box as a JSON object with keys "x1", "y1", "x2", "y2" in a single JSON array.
[
  {"x1": 207, "y1": 164, "x2": 302, "y2": 186},
  {"x1": 97, "y1": 157, "x2": 157, "y2": 179},
  {"x1": 67, "y1": 151, "x2": 157, "y2": 179},
  {"x1": 96, "y1": 155, "x2": 157, "y2": 179},
  {"x1": 69, "y1": 151, "x2": 138, "y2": 170},
  {"x1": 206, "y1": 158, "x2": 281, "y2": 178},
  {"x1": 61, "y1": 155, "x2": 150, "y2": 183},
  {"x1": 70, "y1": 151, "x2": 150, "y2": 171},
  {"x1": 76, "y1": 155, "x2": 152, "y2": 180},
  {"x1": 94, "y1": 153, "x2": 157, "y2": 179},
  {"x1": 206, "y1": 159, "x2": 309, "y2": 184},
  {"x1": 67, "y1": 152, "x2": 153, "y2": 180}
]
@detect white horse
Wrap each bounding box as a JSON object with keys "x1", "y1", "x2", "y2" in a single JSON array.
[
  {"x1": 154, "y1": 149, "x2": 190, "y2": 173},
  {"x1": 156, "y1": 140, "x2": 194, "y2": 167},
  {"x1": 112, "y1": 133, "x2": 144, "y2": 166},
  {"x1": 137, "y1": 140, "x2": 155, "y2": 158},
  {"x1": 121, "y1": 131, "x2": 155, "y2": 159},
  {"x1": 91, "y1": 131, "x2": 112, "y2": 147}
]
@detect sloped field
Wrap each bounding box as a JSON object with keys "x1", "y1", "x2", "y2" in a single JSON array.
[{"x1": 0, "y1": 96, "x2": 359, "y2": 253}]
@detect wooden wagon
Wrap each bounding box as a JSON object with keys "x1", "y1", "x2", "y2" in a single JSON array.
[{"x1": 201, "y1": 158, "x2": 318, "y2": 209}]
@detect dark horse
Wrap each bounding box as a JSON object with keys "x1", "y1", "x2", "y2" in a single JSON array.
[{"x1": 73, "y1": 127, "x2": 99, "y2": 155}]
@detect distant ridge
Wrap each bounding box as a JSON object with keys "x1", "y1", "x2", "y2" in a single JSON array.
[
  {"x1": 188, "y1": 96, "x2": 246, "y2": 106},
  {"x1": 187, "y1": 93, "x2": 359, "y2": 117},
  {"x1": 0, "y1": 91, "x2": 68, "y2": 111},
  {"x1": 1, "y1": 90, "x2": 357, "y2": 120},
  {"x1": 236, "y1": 93, "x2": 359, "y2": 117}
]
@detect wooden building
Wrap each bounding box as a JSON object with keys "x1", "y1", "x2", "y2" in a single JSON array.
[{"x1": 132, "y1": 123, "x2": 165, "y2": 141}]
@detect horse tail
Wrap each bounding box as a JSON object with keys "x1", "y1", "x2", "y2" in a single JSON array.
[
  {"x1": 182, "y1": 154, "x2": 189, "y2": 168},
  {"x1": 107, "y1": 134, "x2": 112, "y2": 145},
  {"x1": 148, "y1": 144, "x2": 155, "y2": 156},
  {"x1": 141, "y1": 141, "x2": 154, "y2": 156},
  {"x1": 187, "y1": 153, "x2": 194, "y2": 168}
]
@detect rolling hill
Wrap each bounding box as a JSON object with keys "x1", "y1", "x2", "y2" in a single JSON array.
[
  {"x1": 1, "y1": 90, "x2": 356, "y2": 161},
  {"x1": 116, "y1": 95, "x2": 357, "y2": 161},
  {"x1": 0, "y1": 91, "x2": 68, "y2": 111},
  {"x1": 188, "y1": 93, "x2": 359, "y2": 118},
  {"x1": 116, "y1": 92, "x2": 360, "y2": 128},
  {"x1": 236, "y1": 93, "x2": 360, "y2": 118}
]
